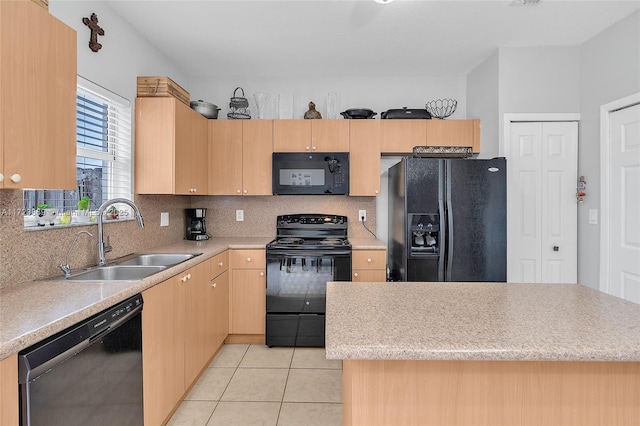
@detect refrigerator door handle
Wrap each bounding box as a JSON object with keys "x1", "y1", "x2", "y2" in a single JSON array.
[
  {"x1": 438, "y1": 198, "x2": 446, "y2": 281},
  {"x1": 445, "y1": 164, "x2": 454, "y2": 282}
]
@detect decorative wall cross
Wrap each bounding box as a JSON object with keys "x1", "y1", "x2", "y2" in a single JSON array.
[{"x1": 82, "y1": 13, "x2": 105, "y2": 52}]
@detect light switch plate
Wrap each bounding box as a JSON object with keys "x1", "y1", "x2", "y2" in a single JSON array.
[
  {"x1": 588, "y1": 209, "x2": 598, "y2": 225},
  {"x1": 236, "y1": 210, "x2": 244, "y2": 222},
  {"x1": 160, "y1": 212, "x2": 169, "y2": 227}
]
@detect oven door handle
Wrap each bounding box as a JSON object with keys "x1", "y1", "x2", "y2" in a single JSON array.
[{"x1": 267, "y1": 249, "x2": 351, "y2": 257}]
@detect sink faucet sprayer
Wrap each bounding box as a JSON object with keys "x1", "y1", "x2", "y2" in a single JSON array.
[
  {"x1": 97, "y1": 198, "x2": 144, "y2": 266},
  {"x1": 59, "y1": 231, "x2": 93, "y2": 278}
]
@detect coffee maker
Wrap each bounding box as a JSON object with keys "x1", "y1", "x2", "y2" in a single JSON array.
[{"x1": 185, "y1": 208, "x2": 209, "y2": 240}]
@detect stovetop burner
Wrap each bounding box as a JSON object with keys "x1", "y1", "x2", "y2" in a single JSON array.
[
  {"x1": 268, "y1": 214, "x2": 351, "y2": 251},
  {"x1": 275, "y1": 237, "x2": 305, "y2": 245}
]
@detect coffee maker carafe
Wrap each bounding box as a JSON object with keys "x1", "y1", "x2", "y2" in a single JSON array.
[{"x1": 185, "y1": 208, "x2": 209, "y2": 240}]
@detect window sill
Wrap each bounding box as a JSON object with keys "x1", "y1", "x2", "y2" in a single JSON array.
[{"x1": 24, "y1": 216, "x2": 135, "y2": 231}]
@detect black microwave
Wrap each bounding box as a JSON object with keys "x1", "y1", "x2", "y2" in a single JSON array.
[{"x1": 272, "y1": 152, "x2": 349, "y2": 195}]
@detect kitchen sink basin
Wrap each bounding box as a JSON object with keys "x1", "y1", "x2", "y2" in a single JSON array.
[
  {"x1": 116, "y1": 253, "x2": 201, "y2": 267},
  {"x1": 62, "y1": 265, "x2": 167, "y2": 281}
]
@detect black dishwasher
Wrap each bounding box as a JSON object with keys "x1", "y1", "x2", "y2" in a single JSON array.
[{"x1": 18, "y1": 293, "x2": 144, "y2": 426}]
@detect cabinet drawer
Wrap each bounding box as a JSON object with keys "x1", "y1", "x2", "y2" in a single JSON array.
[
  {"x1": 210, "y1": 251, "x2": 229, "y2": 277},
  {"x1": 352, "y1": 269, "x2": 387, "y2": 282},
  {"x1": 230, "y1": 249, "x2": 266, "y2": 269},
  {"x1": 352, "y1": 250, "x2": 386, "y2": 270}
]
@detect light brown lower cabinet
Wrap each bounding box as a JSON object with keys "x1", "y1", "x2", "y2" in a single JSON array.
[
  {"x1": 343, "y1": 359, "x2": 640, "y2": 426},
  {"x1": 142, "y1": 253, "x2": 228, "y2": 426},
  {"x1": 142, "y1": 270, "x2": 186, "y2": 426},
  {"x1": 228, "y1": 249, "x2": 266, "y2": 342},
  {"x1": 352, "y1": 249, "x2": 387, "y2": 282},
  {"x1": 0, "y1": 353, "x2": 18, "y2": 426}
]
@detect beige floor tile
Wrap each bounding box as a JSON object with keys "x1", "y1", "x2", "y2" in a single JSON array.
[
  {"x1": 239, "y1": 344, "x2": 294, "y2": 368},
  {"x1": 206, "y1": 401, "x2": 281, "y2": 426},
  {"x1": 291, "y1": 348, "x2": 342, "y2": 370},
  {"x1": 277, "y1": 402, "x2": 342, "y2": 426},
  {"x1": 167, "y1": 400, "x2": 217, "y2": 426},
  {"x1": 207, "y1": 344, "x2": 249, "y2": 368},
  {"x1": 283, "y1": 369, "x2": 342, "y2": 403},
  {"x1": 221, "y1": 368, "x2": 289, "y2": 402},
  {"x1": 185, "y1": 367, "x2": 235, "y2": 401}
]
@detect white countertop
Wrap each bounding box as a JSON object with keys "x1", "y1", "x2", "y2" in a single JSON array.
[{"x1": 325, "y1": 281, "x2": 640, "y2": 362}]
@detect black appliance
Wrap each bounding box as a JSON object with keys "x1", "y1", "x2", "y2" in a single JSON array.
[
  {"x1": 185, "y1": 208, "x2": 209, "y2": 240},
  {"x1": 18, "y1": 294, "x2": 144, "y2": 426},
  {"x1": 272, "y1": 152, "x2": 349, "y2": 195},
  {"x1": 266, "y1": 214, "x2": 352, "y2": 347},
  {"x1": 388, "y1": 157, "x2": 507, "y2": 282}
]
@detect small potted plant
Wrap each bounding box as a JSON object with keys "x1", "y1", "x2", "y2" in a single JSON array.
[
  {"x1": 36, "y1": 203, "x2": 57, "y2": 226},
  {"x1": 75, "y1": 196, "x2": 91, "y2": 223},
  {"x1": 106, "y1": 205, "x2": 119, "y2": 220}
]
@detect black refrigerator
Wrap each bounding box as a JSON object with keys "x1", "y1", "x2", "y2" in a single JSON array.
[{"x1": 387, "y1": 157, "x2": 507, "y2": 282}]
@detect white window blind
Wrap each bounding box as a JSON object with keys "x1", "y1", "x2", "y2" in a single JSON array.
[{"x1": 24, "y1": 77, "x2": 132, "y2": 222}]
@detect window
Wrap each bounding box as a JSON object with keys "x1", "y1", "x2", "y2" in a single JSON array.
[{"x1": 24, "y1": 77, "x2": 132, "y2": 226}]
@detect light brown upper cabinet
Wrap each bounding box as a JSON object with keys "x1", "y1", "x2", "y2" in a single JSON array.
[
  {"x1": 135, "y1": 97, "x2": 209, "y2": 195},
  {"x1": 380, "y1": 119, "x2": 480, "y2": 154},
  {"x1": 209, "y1": 120, "x2": 272, "y2": 195},
  {"x1": 0, "y1": 0, "x2": 76, "y2": 189},
  {"x1": 273, "y1": 119, "x2": 349, "y2": 152},
  {"x1": 350, "y1": 120, "x2": 381, "y2": 196},
  {"x1": 380, "y1": 120, "x2": 427, "y2": 154}
]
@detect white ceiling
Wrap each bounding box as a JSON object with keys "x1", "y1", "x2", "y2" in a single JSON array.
[{"x1": 105, "y1": 0, "x2": 640, "y2": 79}]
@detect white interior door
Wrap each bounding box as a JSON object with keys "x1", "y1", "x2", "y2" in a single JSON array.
[
  {"x1": 606, "y1": 104, "x2": 640, "y2": 303},
  {"x1": 507, "y1": 122, "x2": 578, "y2": 283}
]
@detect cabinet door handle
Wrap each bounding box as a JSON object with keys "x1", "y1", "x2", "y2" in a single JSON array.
[
  {"x1": 10, "y1": 174, "x2": 21, "y2": 183},
  {"x1": 243, "y1": 189, "x2": 248, "y2": 194},
  {"x1": 305, "y1": 146, "x2": 311, "y2": 151},
  {"x1": 375, "y1": 189, "x2": 379, "y2": 194},
  {"x1": 246, "y1": 257, "x2": 252, "y2": 262},
  {"x1": 367, "y1": 258, "x2": 372, "y2": 263},
  {"x1": 353, "y1": 272, "x2": 359, "y2": 277},
  {"x1": 212, "y1": 282, "x2": 217, "y2": 288},
  {"x1": 0, "y1": 173, "x2": 4, "y2": 182},
  {"x1": 181, "y1": 276, "x2": 188, "y2": 282},
  {"x1": 236, "y1": 189, "x2": 241, "y2": 194},
  {"x1": 259, "y1": 272, "x2": 265, "y2": 277},
  {"x1": 218, "y1": 262, "x2": 224, "y2": 267},
  {"x1": 187, "y1": 273, "x2": 191, "y2": 279},
  {"x1": 312, "y1": 146, "x2": 317, "y2": 151}
]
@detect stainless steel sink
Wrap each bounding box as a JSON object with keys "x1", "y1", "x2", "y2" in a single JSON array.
[
  {"x1": 116, "y1": 253, "x2": 201, "y2": 267},
  {"x1": 62, "y1": 265, "x2": 167, "y2": 281}
]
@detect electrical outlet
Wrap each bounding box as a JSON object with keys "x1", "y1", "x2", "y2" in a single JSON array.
[
  {"x1": 359, "y1": 210, "x2": 366, "y2": 222},
  {"x1": 160, "y1": 212, "x2": 169, "y2": 227},
  {"x1": 236, "y1": 210, "x2": 244, "y2": 222}
]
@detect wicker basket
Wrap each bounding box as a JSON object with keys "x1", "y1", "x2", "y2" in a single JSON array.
[
  {"x1": 227, "y1": 87, "x2": 251, "y2": 119},
  {"x1": 30, "y1": 0, "x2": 49, "y2": 10},
  {"x1": 136, "y1": 76, "x2": 190, "y2": 106}
]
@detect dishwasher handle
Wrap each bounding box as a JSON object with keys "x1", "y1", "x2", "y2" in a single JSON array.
[{"x1": 18, "y1": 293, "x2": 143, "y2": 383}]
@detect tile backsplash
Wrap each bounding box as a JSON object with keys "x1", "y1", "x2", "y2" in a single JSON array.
[{"x1": 0, "y1": 192, "x2": 376, "y2": 288}]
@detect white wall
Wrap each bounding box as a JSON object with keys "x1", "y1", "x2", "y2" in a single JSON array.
[
  {"x1": 498, "y1": 46, "x2": 581, "y2": 151},
  {"x1": 467, "y1": 50, "x2": 500, "y2": 158},
  {"x1": 578, "y1": 11, "x2": 640, "y2": 290},
  {"x1": 190, "y1": 75, "x2": 467, "y2": 121},
  {"x1": 50, "y1": 1, "x2": 187, "y2": 104}
]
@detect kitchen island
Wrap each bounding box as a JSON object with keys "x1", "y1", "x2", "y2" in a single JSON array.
[{"x1": 326, "y1": 282, "x2": 640, "y2": 426}]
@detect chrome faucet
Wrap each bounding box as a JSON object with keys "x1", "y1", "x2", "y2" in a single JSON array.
[
  {"x1": 97, "y1": 198, "x2": 144, "y2": 266},
  {"x1": 59, "y1": 231, "x2": 93, "y2": 278}
]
